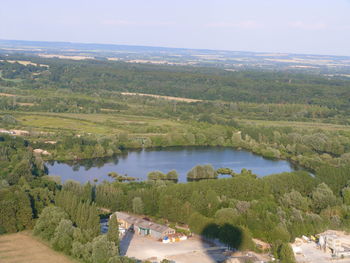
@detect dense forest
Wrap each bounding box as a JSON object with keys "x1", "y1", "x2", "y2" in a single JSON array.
[
  {"x1": 1, "y1": 55, "x2": 350, "y2": 112},
  {"x1": 1, "y1": 56, "x2": 350, "y2": 262}
]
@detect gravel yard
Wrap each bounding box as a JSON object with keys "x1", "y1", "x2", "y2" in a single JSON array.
[{"x1": 120, "y1": 231, "x2": 228, "y2": 263}]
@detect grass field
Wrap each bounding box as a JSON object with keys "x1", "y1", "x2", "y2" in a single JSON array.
[
  {"x1": 239, "y1": 119, "x2": 350, "y2": 131},
  {"x1": 8, "y1": 111, "x2": 189, "y2": 137},
  {"x1": 3, "y1": 110, "x2": 349, "y2": 140},
  {"x1": 0, "y1": 231, "x2": 75, "y2": 263}
]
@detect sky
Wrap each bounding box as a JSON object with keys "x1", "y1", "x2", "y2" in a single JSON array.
[{"x1": 0, "y1": 0, "x2": 349, "y2": 56}]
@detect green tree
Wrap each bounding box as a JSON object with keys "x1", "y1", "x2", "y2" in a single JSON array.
[
  {"x1": 132, "y1": 197, "x2": 144, "y2": 214},
  {"x1": 238, "y1": 226, "x2": 254, "y2": 251},
  {"x1": 14, "y1": 190, "x2": 33, "y2": 231},
  {"x1": 166, "y1": 170, "x2": 179, "y2": 183},
  {"x1": 83, "y1": 182, "x2": 94, "y2": 202},
  {"x1": 188, "y1": 212, "x2": 213, "y2": 234},
  {"x1": 0, "y1": 187, "x2": 33, "y2": 233},
  {"x1": 280, "y1": 190, "x2": 310, "y2": 212},
  {"x1": 215, "y1": 208, "x2": 238, "y2": 225},
  {"x1": 107, "y1": 214, "x2": 120, "y2": 252},
  {"x1": 187, "y1": 164, "x2": 218, "y2": 181},
  {"x1": 147, "y1": 171, "x2": 166, "y2": 181},
  {"x1": 342, "y1": 187, "x2": 350, "y2": 205},
  {"x1": 51, "y1": 219, "x2": 74, "y2": 254},
  {"x1": 92, "y1": 235, "x2": 118, "y2": 263},
  {"x1": 9, "y1": 159, "x2": 32, "y2": 184},
  {"x1": 312, "y1": 183, "x2": 338, "y2": 212},
  {"x1": 158, "y1": 195, "x2": 183, "y2": 222},
  {"x1": 269, "y1": 225, "x2": 291, "y2": 243},
  {"x1": 34, "y1": 206, "x2": 69, "y2": 240},
  {"x1": 278, "y1": 243, "x2": 296, "y2": 263}
]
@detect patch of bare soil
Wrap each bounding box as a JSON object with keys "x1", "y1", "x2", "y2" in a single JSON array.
[
  {"x1": 0, "y1": 93, "x2": 16, "y2": 97},
  {"x1": 121, "y1": 92, "x2": 202, "y2": 103}
]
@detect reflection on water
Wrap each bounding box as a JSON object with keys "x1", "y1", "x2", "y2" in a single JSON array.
[{"x1": 46, "y1": 146, "x2": 302, "y2": 184}]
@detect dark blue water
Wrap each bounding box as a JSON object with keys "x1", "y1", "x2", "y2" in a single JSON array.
[{"x1": 46, "y1": 146, "x2": 300, "y2": 183}]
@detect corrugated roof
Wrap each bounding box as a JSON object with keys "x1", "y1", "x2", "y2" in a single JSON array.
[{"x1": 115, "y1": 212, "x2": 174, "y2": 233}]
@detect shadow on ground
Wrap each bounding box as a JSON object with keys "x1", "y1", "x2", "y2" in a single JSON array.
[
  {"x1": 200, "y1": 223, "x2": 257, "y2": 263},
  {"x1": 119, "y1": 229, "x2": 135, "y2": 256}
]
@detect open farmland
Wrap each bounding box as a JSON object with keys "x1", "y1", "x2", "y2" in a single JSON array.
[
  {"x1": 8, "y1": 111, "x2": 191, "y2": 136},
  {"x1": 0, "y1": 231, "x2": 75, "y2": 263},
  {"x1": 239, "y1": 119, "x2": 350, "y2": 132}
]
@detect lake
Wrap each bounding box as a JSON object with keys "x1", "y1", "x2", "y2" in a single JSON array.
[{"x1": 46, "y1": 146, "x2": 301, "y2": 184}]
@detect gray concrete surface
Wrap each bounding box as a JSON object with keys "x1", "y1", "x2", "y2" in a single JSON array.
[
  {"x1": 295, "y1": 242, "x2": 350, "y2": 263},
  {"x1": 120, "y1": 231, "x2": 228, "y2": 263}
]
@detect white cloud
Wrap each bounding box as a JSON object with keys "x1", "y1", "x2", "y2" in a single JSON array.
[
  {"x1": 288, "y1": 21, "x2": 327, "y2": 30},
  {"x1": 207, "y1": 20, "x2": 263, "y2": 29}
]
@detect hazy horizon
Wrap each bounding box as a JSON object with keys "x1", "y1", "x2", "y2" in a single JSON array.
[
  {"x1": 2, "y1": 38, "x2": 350, "y2": 58},
  {"x1": 1, "y1": 0, "x2": 349, "y2": 56}
]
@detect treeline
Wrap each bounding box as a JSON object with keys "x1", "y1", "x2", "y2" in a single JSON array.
[
  {"x1": 0, "y1": 153, "x2": 136, "y2": 263},
  {"x1": 0, "y1": 60, "x2": 47, "y2": 79},
  {"x1": 32, "y1": 180, "x2": 135, "y2": 263},
  {"x1": 33, "y1": 204, "x2": 134, "y2": 263},
  {"x1": 0, "y1": 176, "x2": 56, "y2": 234},
  {"x1": 49, "y1": 180, "x2": 100, "y2": 241},
  {"x1": 0, "y1": 134, "x2": 46, "y2": 184},
  {"x1": 7, "y1": 111, "x2": 349, "y2": 173},
  {"x1": 1, "y1": 57, "x2": 350, "y2": 123},
  {"x1": 2, "y1": 56, "x2": 350, "y2": 112},
  {"x1": 1, "y1": 87, "x2": 344, "y2": 125},
  {"x1": 31, "y1": 122, "x2": 241, "y2": 160},
  {"x1": 2, "y1": 105, "x2": 350, "y2": 177},
  {"x1": 0, "y1": 135, "x2": 57, "y2": 233},
  {"x1": 0, "y1": 95, "x2": 127, "y2": 114},
  {"x1": 29, "y1": 115, "x2": 350, "y2": 171}
]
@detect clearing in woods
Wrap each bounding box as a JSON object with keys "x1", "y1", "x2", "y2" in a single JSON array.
[
  {"x1": 0, "y1": 231, "x2": 75, "y2": 263},
  {"x1": 121, "y1": 92, "x2": 202, "y2": 103}
]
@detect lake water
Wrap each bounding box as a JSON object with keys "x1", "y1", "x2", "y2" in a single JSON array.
[{"x1": 46, "y1": 146, "x2": 301, "y2": 184}]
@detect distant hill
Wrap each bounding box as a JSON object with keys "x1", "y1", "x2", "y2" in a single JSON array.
[{"x1": 1, "y1": 39, "x2": 350, "y2": 74}]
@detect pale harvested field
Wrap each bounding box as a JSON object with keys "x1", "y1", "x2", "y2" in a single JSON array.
[
  {"x1": 0, "y1": 60, "x2": 48, "y2": 67},
  {"x1": 0, "y1": 93, "x2": 16, "y2": 97},
  {"x1": 125, "y1": 59, "x2": 185, "y2": 65},
  {"x1": 17, "y1": 102, "x2": 35, "y2": 106},
  {"x1": 121, "y1": 92, "x2": 202, "y2": 103},
  {"x1": 0, "y1": 231, "x2": 75, "y2": 263},
  {"x1": 38, "y1": 54, "x2": 93, "y2": 60}
]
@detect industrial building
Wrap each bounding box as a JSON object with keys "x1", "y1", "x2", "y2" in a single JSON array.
[{"x1": 112, "y1": 211, "x2": 175, "y2": 240}]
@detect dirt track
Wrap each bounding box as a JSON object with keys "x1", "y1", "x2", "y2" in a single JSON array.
[
  {"x1": 121, "y1": 92, "x2": 202, "y2": 103},
  {"x1": 0, "y1": 231, "x2": 75, "y2": 263}
]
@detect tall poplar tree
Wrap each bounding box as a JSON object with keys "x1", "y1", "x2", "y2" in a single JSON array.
[{"x1": 107, "y1": 214, "x2": 120, "y2": 252}]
